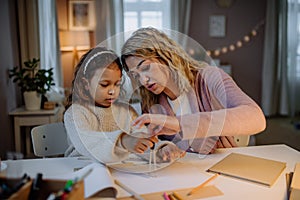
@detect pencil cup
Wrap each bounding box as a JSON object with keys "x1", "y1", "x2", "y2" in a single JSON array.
[{"x1": 0, "y1": 176, "x2": 33, "y2": 199}]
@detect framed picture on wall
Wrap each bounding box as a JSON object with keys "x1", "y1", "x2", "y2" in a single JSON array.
[
  {"x1": 209, "y1": 15, "x2": 226, "y2": 37},
  {"x1": 68, "y1": 0, "x2": 95, "y2": 31}
]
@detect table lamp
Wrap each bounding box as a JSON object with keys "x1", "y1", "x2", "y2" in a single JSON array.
[{"x1": 59, "y1": 30, "x2": 90, "y2": 67}]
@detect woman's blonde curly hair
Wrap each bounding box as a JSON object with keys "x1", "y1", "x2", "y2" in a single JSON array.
[{"x1": 121, "y1": 27, "x2": 207, "y2": 111}]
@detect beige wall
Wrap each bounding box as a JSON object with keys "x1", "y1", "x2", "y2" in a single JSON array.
[{"x1": 189, "y1": 0, "x2": 266, "y2": 104}]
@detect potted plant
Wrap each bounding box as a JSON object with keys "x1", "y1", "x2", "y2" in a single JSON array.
[{"x1": 9, "y1": 58, "x2": 55, "y2": 110}]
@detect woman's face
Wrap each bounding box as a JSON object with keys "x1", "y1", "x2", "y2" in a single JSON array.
[
  {"x1": 125, "y1": 56, "x2": 171, "y2": 95},
  {"x1": 88, "y1": 63, "x2": 122, "y2": 107}
]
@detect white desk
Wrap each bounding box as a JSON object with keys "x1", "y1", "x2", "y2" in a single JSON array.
[
  {"x1": 9, "y1": 106, "x2": 62, "y2": 155},
  {"x1": 1, "y1": 144, "x2": 299, "y2": 200}
]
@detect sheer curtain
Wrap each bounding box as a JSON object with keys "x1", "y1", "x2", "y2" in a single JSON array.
[
  {"x1": 261, "y1": 0, "x2": 300, "y2": 117},
  {"x1": 94, "y1": 0, "x2": 124, "y2": 53},
  {"x1": 17, "y1": 0, "x2": 40, "y2": 64},
  {"x1": 17, "y1": 0, "x2": 61, "y2": 87},
  {"x1": 38, "y1": 0, "x2": 62, "y2": 86},
  {"x1": 170, "y1": 0, "x2": 191, "y2": 34},
  {"x1": 169, "y1": 0, "x2": 192, "y2": 59},
  {"x1": 287, "y1": 0, "x2": 300, "y2": 118}
]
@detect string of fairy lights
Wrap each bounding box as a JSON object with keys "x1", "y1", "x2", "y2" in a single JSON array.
[{"x1": 205, "y1": 20, "x2": 265, "y2": 57}]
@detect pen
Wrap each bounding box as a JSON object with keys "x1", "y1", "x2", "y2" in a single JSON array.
[
  {"x1": 115, "y1": 179, "x2": 144, "y2": 200},
  {"x1": 187, "y1": 173, "x2": 219, "y2": 196}
]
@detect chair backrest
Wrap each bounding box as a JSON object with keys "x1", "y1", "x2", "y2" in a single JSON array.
[
  {"x1": 31, "y1": 122, "x2": 69, "y2": 157},
  {"x1": 234, "y1": 135, "x2": 250, "y2": 147}
]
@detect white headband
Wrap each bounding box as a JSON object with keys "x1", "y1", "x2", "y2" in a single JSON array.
[{"x1": 83, "y1": 51, "x2": 114, "y2": 75}]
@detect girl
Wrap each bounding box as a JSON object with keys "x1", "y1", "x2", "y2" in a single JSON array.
[
  {"x1": 64, "y1": 47, "x2": 183, "y2": 164},
  {"x1": 121, "y1": 27, "x2": 266, "y2": 154}
]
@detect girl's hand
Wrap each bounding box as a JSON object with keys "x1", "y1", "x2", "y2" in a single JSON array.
[
  {"x1": 131, "y1": 114, "x2": 180, "y2": 135},
  {"x1": 130, "y1": 125, "x2": 152, "y2": 138},
  {"x1": 121, "y1": 134, "x2": 158, "y2": 153},
  {"x1": 150, "y1": 126, "x2": 178, "y2": 136},
  {"x1": 157, "y1": 143, "x2": 186, "y2": 162}
]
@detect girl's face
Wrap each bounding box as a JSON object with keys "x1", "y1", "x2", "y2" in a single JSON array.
[
  {"x1": 88, "y1": 63, "x2": 122, "y2": 107},
  {"x1": 125, "y1": 56, "x2": 171, "y2": 96}
]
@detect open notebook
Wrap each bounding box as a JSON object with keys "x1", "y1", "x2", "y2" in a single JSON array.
[
  {"x1": 67, "y1": 162, "x2": 117, "y2": 198},
  {"x1": 207, "y1": 153, "x2": 286, "y2": 187}
]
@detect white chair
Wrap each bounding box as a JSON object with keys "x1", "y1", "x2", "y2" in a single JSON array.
[
  {"x1": 31, "y1": 122, "x2": 69, "y2": 157},
  {"x1": 234, "y1": 135, "x2": 250, "y2": 147}
]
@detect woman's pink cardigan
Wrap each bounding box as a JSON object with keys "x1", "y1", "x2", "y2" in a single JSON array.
[{"x1": 155, "y1": 66, "x2": 266, "y2": 152}]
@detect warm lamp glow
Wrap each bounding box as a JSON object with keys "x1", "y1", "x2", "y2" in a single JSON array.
[
  {"x1": 60, "y1": 31, "x2": 90, "y2": 50},
  {"x1": 59, "y1": 31, "x2": 90, "y2": 67}
]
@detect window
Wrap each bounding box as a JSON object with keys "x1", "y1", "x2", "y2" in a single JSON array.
[
  {"x1": 297, "y1": 11, "x2": 300, "y2": 78},
  {"x1": 123, "y1": 0, "x2": 171, "y2": 32}
]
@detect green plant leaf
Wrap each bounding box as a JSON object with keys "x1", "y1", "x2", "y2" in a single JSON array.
[{"x1": 8, "y1": 58, "x2": 55, "y2": 95}]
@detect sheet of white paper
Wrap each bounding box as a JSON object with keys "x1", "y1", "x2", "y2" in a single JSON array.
[
  {"x1": 43, "y1": 162, "x2": 116, "y2": 198},
  {"x1": 8, "y1": 158, "x2": 115, "y2": 198},
  {"x1": 74, "y1": 163, "x2": 116, "y2": 198},
  {"x1": 112, "y1": 162, "x2": 210, "y2": 197}
]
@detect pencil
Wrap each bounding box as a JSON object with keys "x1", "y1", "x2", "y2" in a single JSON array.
[
  {"x1": 187, "y1": 173, "x2": 219, "y2": 196},
  {"x1": 168, "y1": 193, "x2": 176, "y2": 200},
  {"x1": 77, "y1": 168, "x2": 93, "y2": 182},
  {"x1": 172, "y1": 192, "x2": 184, "y2": 200},
  {"x1": 163, "y1": 192, "x2": 170, "y2": 200},
  {"x1": 115, "y1": 179, "x2": 144, "y2": 200}
]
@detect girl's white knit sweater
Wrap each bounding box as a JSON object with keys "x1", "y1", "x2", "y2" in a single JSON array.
[{"x1": 64, "y1": 102, "x2": 137, "y2": 164}]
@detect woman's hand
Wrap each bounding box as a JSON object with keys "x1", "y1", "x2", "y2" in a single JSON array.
[
  {"x1": 131, "y1": 114, "x2": 180, "y2": 136},
  {"x1": 121, "y1": 134, "x2": 158, "y2": 153},
  {"x1": 216, "y1": 136, "x2": 237, "y2": 148},
  {"x1": 194, "y1": 137, "x2": 219, "y2": 155},
  {"x1": 157, "y1": 143, "x2": 186, "y2": 162}
]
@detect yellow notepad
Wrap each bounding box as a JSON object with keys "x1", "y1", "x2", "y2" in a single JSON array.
[{"x1": 207, "y1": 153, "x2": 286, "y2": 187}]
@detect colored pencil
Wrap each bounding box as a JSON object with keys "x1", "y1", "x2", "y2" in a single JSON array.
[
  {"x1": 115, "y1": 179, "x2": 144, "y2": 200},
  {"x1": 187, "y1": 174, "x2": 219, "y2": 196}
]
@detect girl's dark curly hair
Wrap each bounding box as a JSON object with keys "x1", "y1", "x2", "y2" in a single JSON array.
[{"x1": 65, "y1": 46, "x2": 123, "y2": 111}]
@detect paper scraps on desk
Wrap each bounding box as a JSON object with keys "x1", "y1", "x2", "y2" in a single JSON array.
[
  {"x1": 44, "y1": 162, "x2": 117, "y2": 198},
  {"x1": 107, "y1": 152, "x2": 177, "y2": 174},
  {"x1": 113, "y1": 162, "x2": 223, "y2": 199}
]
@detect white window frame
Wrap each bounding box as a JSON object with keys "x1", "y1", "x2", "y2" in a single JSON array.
[{"x1": 123, "y1": 0, "x2": 171, "y2": 31}]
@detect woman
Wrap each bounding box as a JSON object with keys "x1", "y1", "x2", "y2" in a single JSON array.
[{"x1": 121, "y1": 27, "x2": 266, "y2": 154}]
